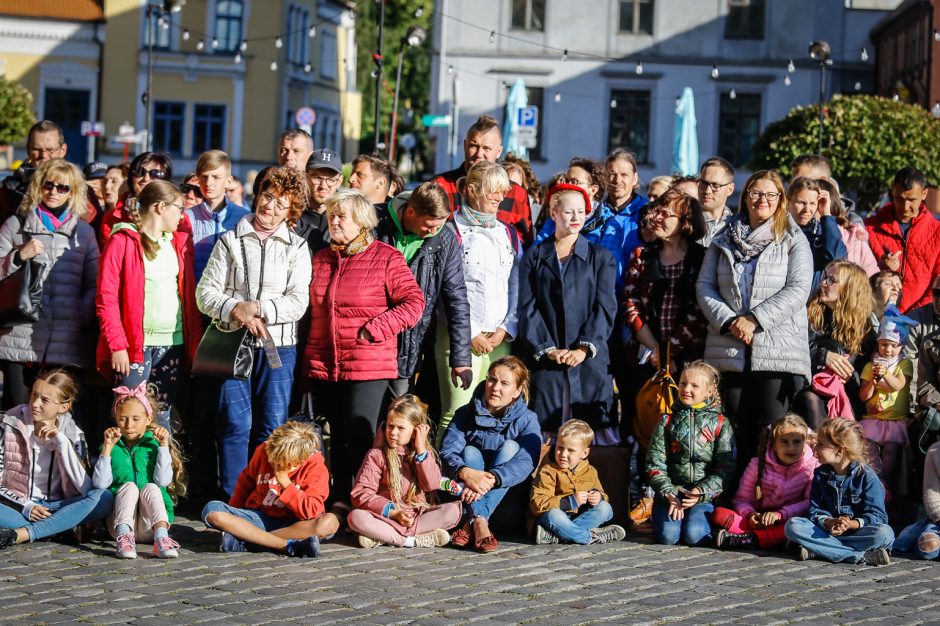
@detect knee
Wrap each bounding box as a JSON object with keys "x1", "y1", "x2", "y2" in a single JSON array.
[
  {"x1": 540, "y1": 508, "x2": 567, "y2": 525},
  {"x1": 784, "y1": 517, "x2": 810, "y2": 541},
  {"x1": 201, "y1": 500, "x2": 226, "y2": 526},
  {"x1": 319, "y1": 512, "x2": 341, "y2": 537},
  {"x1": 117, "y1": 482, "x2": 139, "y2": 497},
  {"x1": 871, "y1": 524, "x2": 895, "y2": 547},
  {"x1": 346, "y1": 509, "x2": 369, "y2": 531},
  {"x1": 592, "y1": 500, "x2": 613, "y2": 521},
  {"x1": 140, "y1": 483, "x2": 161, "y2": 497},
  {"x1": 497, "y1": 439, "x2": 520, "y2": 458},
  {"x1": 86, "y1": 488, "x2": 111, "y2": 503},
  {"x1": 461, "y1": 445, "x2": 484, "y2": 469},
  {"x1": 918, "y1": 532, "x2": 940, "y2": 558},
  {"x1": 652, "y1": 519, "x2": 680, "y2": 546}
]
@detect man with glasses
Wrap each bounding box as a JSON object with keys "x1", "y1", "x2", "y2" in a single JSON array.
[
  {"x1": 697, "y1": 157, "x2": 735, "y2": 247},
  {"x1": 0, "y1": 120, "x2": 68, "y2": 221},
  {"x1": 295, "y1": 148, "x2": 342, "y2": 255}
]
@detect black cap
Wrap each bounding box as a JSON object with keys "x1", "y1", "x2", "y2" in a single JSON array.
[
  {"x1": 305, "y1": 148, "x2": 342, "y2": 174},
  {"x1": 82, "y1": 161, "x2": 108, "y2": 180}
]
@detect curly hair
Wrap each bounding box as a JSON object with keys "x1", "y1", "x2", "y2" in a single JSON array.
[
  {"x1": 19, "y1": 159, "x2": 88, "y2": 219},
  {"x1": 807, "y1": 260, "x2": 872, "y2": 355},
  {"x1": 256, "y1": 166, "x2": 310, "y2": 228},
  {"x1": 503, "y1": 153, "x2": 542, "y2": 203}
]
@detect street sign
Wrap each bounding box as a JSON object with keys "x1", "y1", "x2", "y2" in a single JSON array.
[
  {"x1": 421, "y1": 114, "x2": 451, "y2": 127},
  {"x1": 517, "y1": 126, "x2": 537, "y2": 149},
  {"x1": 81, "y1": 121, "x2": 105, "y2": 137},
  {"x1": 295, "y1": 106, "x2": 317, "y2": 127},
  {"x1": 517, "y1": 105, "x2": 538, "y2": 128}
]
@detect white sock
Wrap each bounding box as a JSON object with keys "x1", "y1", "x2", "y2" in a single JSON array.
[{"x1": 403, "y1": 536, "x2": 416, "y2": 548}]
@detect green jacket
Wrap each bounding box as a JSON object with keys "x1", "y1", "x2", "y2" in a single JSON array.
[
  {"x1": 108, "y1": 431, "x2": 174, "y2": 522},
  {"x1": 645, "y1": 395, "x2": 736, "y2": 502}
]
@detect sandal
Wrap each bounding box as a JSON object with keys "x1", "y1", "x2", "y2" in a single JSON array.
[
  {"x1": 451, "y1": 526, "x2": 472, "y2": 548},
  {"x1": 474, "y1": 534, "x2": 498, "y2": 553}
]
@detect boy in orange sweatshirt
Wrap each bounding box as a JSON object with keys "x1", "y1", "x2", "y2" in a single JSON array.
[{"x1": 201, "y1": 421, "x2": 339, "y2": 556}]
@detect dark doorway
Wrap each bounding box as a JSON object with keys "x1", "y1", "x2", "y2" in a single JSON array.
[{"x1": 43, "y1": 87, "x2": 91, "y2": 165}]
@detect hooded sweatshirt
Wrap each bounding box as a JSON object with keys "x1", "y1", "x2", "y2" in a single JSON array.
[{"x1": 731, "y1": 443, "x2": 818, "y2": 521}]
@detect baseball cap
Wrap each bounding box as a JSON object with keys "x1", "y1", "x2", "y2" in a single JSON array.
[
  {"x1": 83, "y1": 161, "x2": 108, "y2": 180},
  {"x1": 306, "y1": 149, "x2": 342, "y2": 174}
]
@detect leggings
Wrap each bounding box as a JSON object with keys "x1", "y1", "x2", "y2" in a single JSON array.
[{"x1": 347, "y1": 502, "x2": 462, "y2": 546}]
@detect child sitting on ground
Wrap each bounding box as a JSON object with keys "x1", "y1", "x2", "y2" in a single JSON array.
[
  {"x1": 714, "y1": 413, "x2": 817, "y2": 551},
  {"x1": 784, "y1": 418, "x2": 894, "y2": 565},
  {"x1": 201, "y1": 421, "x2": 339, "y2": 557},
  {"x1": 530, "y1": 419, "x2": 626, "y2": 545},
  {"x1": 894, "y1": 440, "x2": 940, "y2": 560},
  {"x1": 349, "y1": 395, "x2": 462, "y2": 548},
  {"x1": 646, "y1": 360, "x2": 736, "y2": 547}
]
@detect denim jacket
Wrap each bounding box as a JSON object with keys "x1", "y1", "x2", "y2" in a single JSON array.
[{"x1": 808, "y1": 461, "x2": 888, "y2": 529}]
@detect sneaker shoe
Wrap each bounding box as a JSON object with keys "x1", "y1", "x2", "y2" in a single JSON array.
[
  {"x1": 115, "y1": 532, "x2": 137, "y2": 559},
  {"x1": 0, "y1": 527, "x2": 17, "y2": 549},
  {"x1": 152, "y1": 536, "x2": 180, "y2": 559},
  {"x1": 862, "y1": 547, "x2": 891, "y2": 566},
  {"x1": 286, "y1": 536, "x2": 321, "y2": 558},
  {"x1": 534, "y1": 525, "x2": 559, "y2": 545},
  {"x1": 415, "y1": 529, "x2": 450, "y2": 548},
  {"x1": 590, "y1": 525, "x2": 627, "y2": 544},
  {"x1": 219, "y1": 532, "x2": 247, "y2": 553},
  {"x1": 797, "y1": 545, "x2": 816, "y2": 561},
  {"x1": 716, "y1": 529, "x2": 756, "y2": 550},
  {"x1": 357, "y1": 534, "x2": 383, "y2": 549},
  {"x1": 629, "y1": 497, "x2": 654, "y2": 525}
]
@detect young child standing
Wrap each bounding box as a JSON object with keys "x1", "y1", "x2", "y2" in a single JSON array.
[
  {"x1": 201, "y1": 421, "x2": 338, "y2": 557},
  {"x1": 894, "y1": 441, "x2": 940, "y2": 560},
  {"x1": 646, "y1": 361, "x2": 736, "y2": 547},
  {"x1": 349, "y1": 395, "x2": 462, "y2": 548},
  {"x1": 530, "y1": 419, "x2": 626, "y2": 545},
  {"x1": 784, "y1": 418, "x2": 894, "y2": 565},
  {"x1": 714, "y1": 414, "x2": 818, "y2": 550},
  {"x1": 93, "y1": 383, "x2": 186, "y2": 559}
]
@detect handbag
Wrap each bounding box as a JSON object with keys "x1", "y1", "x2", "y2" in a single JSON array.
[
  {"x1": 0, "y1": 218, "x2": 44, "y2": 324},
  {"x1": 633, "y1": 342, "x2": 678, "y2": 450}
]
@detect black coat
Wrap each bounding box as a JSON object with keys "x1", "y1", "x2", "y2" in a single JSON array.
[
  {"x1": 518, "y1": 236, "x2": 617, "y2": 431},
  {"x1": 375, "y1": 203, "x2": 471, "y2": 378},
  {"x1": 294, "y1": 208, "x2": 328, "y2": 256}
]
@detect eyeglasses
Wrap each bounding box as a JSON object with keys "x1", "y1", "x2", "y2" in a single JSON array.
[
  {"x1": 28, "y1": 146, "x2": 63, "y2": 158},
  {"x1": 133, "y1": 167, "x2": 168, "y2": 180},
  {"x1": 561, "y1": 177, "x2": 591, "y2": 187},
  {"x1": 42, "y1": 181, "x2": 71, "y2": 194},
  {"x1": 699, "y1": 180, "x2": 732, "y2": 192},
  {"x1": 820, "y1": 274, "x2": 839, "y2": 285},
  {"x1": 309, "y1": 174, "x2": 341, "y2": 186},
  {"x1": 180, "y1": 183, "x2": 203, "y2": 198},
  {"x1": 165, "y1": 203, "x2": 183, "y2": 212},
  {"x1": 260, "y1": 191, "x2": 290, "y2": 211},
  {"x1": 650, "y1": 207, "x2": 679, "y2": 219},
  {"x1": 748, "y1": 190, "x2": 781, "y2": 201}
]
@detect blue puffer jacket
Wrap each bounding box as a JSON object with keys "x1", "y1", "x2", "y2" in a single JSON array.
[
  {"x1": 598, "y1": 193, "x2": 648, "y2": 291},
  {"x1": 440, "y1": 386, "x2": 542, "y2": 489},
  {"x1": 808, "y1": 461, "x2": 888, "y2": 529}
]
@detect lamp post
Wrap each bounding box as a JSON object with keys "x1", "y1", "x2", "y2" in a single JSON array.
[
  {"x1": 373, "y1": 0, "x2": 387, "y2": 154},
  {"x1": 808, "y1": 40, "x2": 831, "y2": 153},
  {"x1": 389, "y1": 26, "x2": 427, "y2": 163},
  {"x1": 143, "y1": 0, "x2": 185, "y2": 152}
]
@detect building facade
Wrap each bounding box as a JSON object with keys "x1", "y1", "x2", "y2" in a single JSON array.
[
  {"x1": 871, "y1": 0, "x2": 940, "y2": 112},
  {"x1": 429, "y1": 0, "x2": 900, "y2": 184}
]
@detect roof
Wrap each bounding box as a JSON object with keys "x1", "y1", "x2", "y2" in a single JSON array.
[{"x1": 0, "y1": 0, "x2": 104, "y2": 22}]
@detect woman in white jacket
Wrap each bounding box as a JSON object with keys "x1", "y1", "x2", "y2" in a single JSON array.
[{"x1": 196, "y1": 167, "x2": 312, "y2": 496}]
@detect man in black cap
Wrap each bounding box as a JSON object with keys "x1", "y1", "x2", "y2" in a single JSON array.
[{"x1": 295, "y1": 148, "x2": 343, "y2": 255}]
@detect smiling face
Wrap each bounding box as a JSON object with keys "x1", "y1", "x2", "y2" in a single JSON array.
[
  {"x1": 745, "y1": 178, "x2": 782, "y2": 228},
  {"x1": 607, "y1": 157, "x2": 638, "y2": 206},
  {"x1": 773, "y1": 427, "x2": 807, "y2": 467},
  {"x1": 814, "y1": 434, "x2": 845, "y2": 469},
  {"x1": 131, "y1": 160, "x2": 167, "y2": 195},
  {"x1": 698, "y1": 165, "x2": 734, "y2": 214},
  {"x1": 678, "y1": 369, "x2": 714, "y2": 407},
  {"x1": 255, "y1": 190, "x2": 292, "y2": 230},
  {"x1": 467, "y1": 184, "x2": 505, "y2": 215},
  {"x1": 115, "y1": 399, "x2": 153, "y2": 444},
  {"x1": 789, "y1": 188, "x2": 819, "y2": 226},
  {"x1": 385, "y1": 414, "x2": 416, "y2": 450},
  {"x1": 648, "y1": 203, "x2": 681, "y2": 241},
  {"x1": 484, "y1": 365, "x2": 523, "y2": 414},
  {"x1": 550, "y1": 192, "x2": 587, "y2": 237},
  {"x1": 554, "y1": 435, "x2": 589, "y2": 470}
]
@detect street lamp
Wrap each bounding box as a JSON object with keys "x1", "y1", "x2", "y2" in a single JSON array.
[
  {"x1": 144, "y1": 0, "x2": 186, "y2": 151},
  {"x1": 389, "y1": 25, "x2": 427, "y2": 163},
  {"x1": 372, "y1": 0, "x2": 387, "y2": 154},
  {"x1": 808, "y1": 40, "x2": 831, "y2": 153}
]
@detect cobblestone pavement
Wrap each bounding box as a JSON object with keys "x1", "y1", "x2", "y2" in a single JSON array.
[{"x1": 2, "y1": 507, "x2": 939, "y2": 626}]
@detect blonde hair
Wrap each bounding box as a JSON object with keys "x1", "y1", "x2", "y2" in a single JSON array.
[
  {"x1": 755, "y1": 413, "x2": 809, "y2": 501},
  {"x1": 34, "y1": 368, "x2": 80, "y2": 412},
  {"x1": 384, "y1": 395, "x2": 435, "y2": 509},
  {"x1": 681, "y1": 360, "x2": 721, "y2": 404},
  {"x1": 817, "y1": 418, "x2": 869, "y2": 467},
  {"x1": 460, "y1": 161, "x2": 511, "y2": 203},
  {"x1": 548, "y1": 188, "x2": 587, "y2": 212},
  {"x1": 265, "y1": 421, "x2": 322, "y2": 470},
  {"x1": 127, "y1": 180, "x2": 180, "y2": 261},
  {"x1": 195, "y1": 149, "x2": 232, "y2": 175},
  {"x1": 807, "y1": 260, "x2": 872, "y2": 355},
  {"x1": 557, "y1": 419, "x2": 594, "y2": 448},
  {"x1": 325, "y1": 188, "x2": 379, "y2": 230},
  {"x1": 19, "y1": 159, "x2": 88, "y2": 219},
  {"x1": 647, "y1": 175, "x2": 672, "y2": 198},
  {"x1": 740, "y1": 170, "x2": 789, "y2": 241}
]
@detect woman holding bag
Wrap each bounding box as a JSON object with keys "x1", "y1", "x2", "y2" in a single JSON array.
[{"x1": 196, "y1": 167, "x2": 312, "y2": 496}]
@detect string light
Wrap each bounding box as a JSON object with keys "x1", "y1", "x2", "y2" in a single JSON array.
[
  {"x1": 561, "y1": 48, "x2": 568, "y2": 62},
  {"x1": 554, "y1": 92, "x2": 561, "y2": 103},
  {"x1": 211, "y1": 37, "x2": 219, "y2": 49},
  {"x1": 308, "y1": 25, "x2": 316, "y2": 38},
  {"x1": 855, "y1": 81, "x2": 862, "y2": 90},
  {"x1": 447, "y1": 65, "x2": 454, "y2": 75},
  {"x1": 610, "y1": 98, "x2": 617, "y2": 108},
  {"x1": 304, "y1": 63, "x2": 312, "y2": 73},
  {"x1": 234, "y1": 52, "x2": 241, "y2": 63},
  {"x1": 414, "y1": 7, "x2": 423, "y2": 17},
  {"x1": 182, "y1": 29, "x2": 190, "y2": 41},
  {"x1": 240, "y1": 39, "x2": 248, "y2": 51},
  {"x1": 860, "y1": 47, "x2": 869, "y2": 62},
  {"x1": 711, "y1": 65, "x2": 719, "y2": 79},
  {"x1": 934, "y1": 29, "x2": 940, "y2": 42},
  {"x1": 784, "y1": 75, "x2": 791, "y2": 86},
  {"x1": 635, "y1": 61, "x2": 643, "y2": 75},
  {"x1": 787, "y1": 58, "x2": 795, "y2": 73},
  {"x1": 932, "y1": 101, "x2": 940, "y2": 117},
  {"x1": 270, "y1": 60, "x2": 278, "y2": 71},
  {"x1": 196, "y1": 39, "x2": 205, "y2": 50},
  {"x1": 489, "y1": 30, "x2": 496, "y2": 44},
  {"x1": 275, "y1": 36, "x2": 283, "y2": 48},
  {"x1": 158, "y1": 16, "x2": 169, "y2": 29},
  {"x1": 729, "y1": 89, "x2": 737, "y2": 100}
]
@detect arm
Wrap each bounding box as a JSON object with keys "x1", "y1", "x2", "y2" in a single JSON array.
[
  {"x1": 152, "y1": 446, "x2": 172, "y2": 488},
  {"x1": 363, "y1": 252, "x2": 426, "y2": 343},
  {"x1": 858, "y1": 466, "x2": 889, "y2": 527},
  {"x1": 440, "y1": 236, "x2": 472, "y2": 368},
  {"x1": 0, "y1": 214, "x2": 23, "y2": 280},
  {"x1": 645, "y1": 417, "x2": 677, "y2": 496},
  {"x1": 277, "y1": 455, "x2": 329, "y2": 520},
  {"x1": 859, "y1": 363, "x2": 876, "y2": 402},
  {"x1": 917, "y1": 337, "x2": 940, "y2": 408},
  {"x1": 95, "y1": 235, "x2": 130, "y2": 353},
  {"x1": 778, "y1": 467, "x2": 815, "y2": 521},
  {"x1": 730, "y1": 457, "x2": 760, "y2": 516},
  {"x1": 438, "y1": 409, "x2": 469, "y2": 476},
  {"x1": 92, "y1": 453, "x2": 114, "y2": 490},
  {"x1": 518, "y1": 249, "x2": 556, "y2": 357},
  {"x1": 622, "y1": 248, "x2": 650, "y2": 333},
  {"x1": 749, "y1": 234, "x2": 813, "y2": 331},
  {"x1": 695, "y1": 245, "x2": 738, "y2": 331},
  {"x1": 350, "y1": 449, "x2": 393, "y2": 516},
  {"x1": 259, "y1": 239, "x2": 312, "y2": 325},
  {"x1": 695, "y1": 420, "x2": 736, "y2": 501},
  {"x1": 196, "y1": 236, "x2": 240, "y2": 321},
  {"x1": 0, "y1": 434, "x2": 35, "y2": 517},
  {"x1": 879, "y1": 359, "x2": 911, "y2": 392},
  {"x1": 808, "y1": 471, "x2": 834, "y2": 528},
  {"x1": 414, "y1": 451, "x2": 443, "y2": 493},
  {"x1": 54, "y1": 431, "x2": 91, "y2": 493},
  {"x1": 529, "y1": 465, "x2": 567, "y2": 515},
  {"x1": 820, "y1": 216, "x2": 847, "y2": 265}
]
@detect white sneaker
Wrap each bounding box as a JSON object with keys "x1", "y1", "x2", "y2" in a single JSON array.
[
  {"x1": 357, "y1": 534, "x2": 383, "y2": 548},
  {"x1": 415, "y1": 529, "x2": 450, "y2": 548}
]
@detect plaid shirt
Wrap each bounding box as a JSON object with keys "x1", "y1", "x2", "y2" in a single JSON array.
[{"x1": 432, "y1": 163, "x2": 533, "y2": 246}]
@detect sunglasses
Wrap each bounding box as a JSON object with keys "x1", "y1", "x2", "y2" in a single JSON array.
[
  {"x1": 42, "y1": 181, "x2": 71, "y2": 194},
  {"x1": 180, "y1": 183, "x2": 203, "y2": 198},
  {"x1": 133, "y1": 167, "x2": 168, "y2": 180}
]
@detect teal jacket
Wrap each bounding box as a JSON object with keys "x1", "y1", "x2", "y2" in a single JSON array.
[{"x1": 107, "y1": 431, "x2": 174, "y2": 523}]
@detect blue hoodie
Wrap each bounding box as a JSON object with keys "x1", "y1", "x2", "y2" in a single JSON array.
[{"x1": 808, "y1": 461, "x2": 888, "y2": 529}]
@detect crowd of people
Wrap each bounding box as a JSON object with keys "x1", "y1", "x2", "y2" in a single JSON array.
[{"x1": 0, "y1": 114, "x2": 939, "y2": 567}]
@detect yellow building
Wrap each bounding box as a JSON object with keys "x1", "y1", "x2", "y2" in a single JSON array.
[{"x1": 0, "y1": 0, "x2": 361, "y2": 174}]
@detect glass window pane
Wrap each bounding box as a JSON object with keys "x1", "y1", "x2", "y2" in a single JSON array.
[
  {"x1": 608, "y1": 89, "x2": 650, "y2": 163},
  {"x1": 620, "y1": 2, "x2": 635, "y2": 32},
  {"x1": 530, "y1": 0, "x2": 545, "y2": 31},
  {"x1": 511, "y1": 0, "x2": 526, "y2": 29},
  {"x1": 639, "y1": 1, "x2": 654, "y2": 34}
]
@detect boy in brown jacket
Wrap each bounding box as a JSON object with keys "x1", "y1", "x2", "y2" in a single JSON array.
[{"x1": 530, "y1": 420, "x2": 626, "y2": 544}]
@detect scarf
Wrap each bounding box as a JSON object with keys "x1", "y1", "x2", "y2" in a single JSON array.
[
  {"x1": 252, "y1": 219, "x2": 280, "y2": 241},
  {"x1": 728, "y1": 214, "x2": 775, "y2": 264},
  {"x1": 460, "y1": 204, "x2": 498, "y2": 228},
  {"x1": 330, "y1": 227, "x2": 374, "y2": 257},
  {"x1": 37, "y1": 203, "x2": 68, "y2": 232}
]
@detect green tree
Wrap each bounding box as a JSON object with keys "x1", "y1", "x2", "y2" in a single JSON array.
[
  {"x1": 0, "y1": 76, "x2": 35, "y2": 145},
  {"x1": 355, "y1": 0, "x2": 432, "y2": 166},
  {"x1": 748, "y1": 94, "x2": 940, "y2": 211}
]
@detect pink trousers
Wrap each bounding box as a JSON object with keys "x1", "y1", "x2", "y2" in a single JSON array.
[
  {"x1": 348, "y1": 501, "x2": 462, "y2": 546},
  {"x1": 712, "y1": 506, "x2": 787, "y2": 548},
  {"x1": 108, "y1": 483, "x2": 169, "y2": 542}
]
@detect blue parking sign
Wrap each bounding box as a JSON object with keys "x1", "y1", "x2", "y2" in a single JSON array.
[{"x1": 517, "y1": 105, "x2": 539, "y2": 128}]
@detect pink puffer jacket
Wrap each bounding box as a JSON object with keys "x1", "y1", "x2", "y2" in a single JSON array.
[
  {"x1": 839, "y1": 224, "x2": 878, "y2": 277},
  {"x1": 731, "y1": 443, "x2": 819, "y2": 521}
]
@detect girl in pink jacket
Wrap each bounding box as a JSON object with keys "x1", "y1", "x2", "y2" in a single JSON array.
[
  {"x1": 348, "y1": 395, "x2": 463, "y2": 548},
  {"x1": 713, "y1": 414, "x2": 818, "y2": 550}
]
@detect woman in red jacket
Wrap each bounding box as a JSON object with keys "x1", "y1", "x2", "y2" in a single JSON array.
[
  {"x1": 303, "y1": 189, "x2": 425, "y2": 504},
  {"x1": 96, "y1": 180, "x2": 202, "y2": 430}
]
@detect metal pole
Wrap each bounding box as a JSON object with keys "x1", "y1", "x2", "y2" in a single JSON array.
[
  {"x1": 818, "y1": 63, "x2": 825, "y2": 153},
  {"x1": 373, "y1": 0, "x2": 386, "y2": 154},
  {"x1": 145, "y1": 4, "x2": 156, "y2": 152},
  {"x1": 389, "y1": 44, "x2": 405, "y2": 163}
]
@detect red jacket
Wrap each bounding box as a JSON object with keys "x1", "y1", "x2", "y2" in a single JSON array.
[
  {"x1": 95, "y1": 226, "x2": 203, "y2": 377},
  {"x1": 865, "y1": 204, "x2": 940, "y2": 312},
  {"x1": 303, "y1": 241, "x2": 425, "y2": 381},
  {"x1": 229, "y1": 442, "x2": 329, "y2": 520},
  {"x1": 432, "y1": 162, "x2": 533, "y2": 245}
]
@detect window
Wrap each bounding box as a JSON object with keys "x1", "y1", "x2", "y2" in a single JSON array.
[
  {"x1": 192, "y1": 104, "x2": 226, "y2": 153},
  {"x1": 320, "y1": 30, "x2": 337, "y2": 80},
  {"x1": 153, "y1": 101, "x2": 185, "y2": 154},
  {"x1": 511, "y1": 0, "x2": 545, "y2": 31},
  {"x1": 525, "y1": 87, "x2": 544, "y2": 161},
  {"x1": 288, "y1": 5, "x2": 311, "y2": 66},
  {"x1": 619, "y1": 0, "x2": 654, "y2": 35},
  {"x1": 718, "y1": 92, "x2": 761, "y2": 167},
  {"x1": 214, "y1": 0, "x2": 243, "y2": 52},
  {"x1": 607, "y1": 89, "x2": 651, "y2": 163},
  {"x1": 725, "y1": 0, "x2": 764, "y2": 40},
  {"x1": 143, "y1": 10, "x2": 172, "y2": 49}
]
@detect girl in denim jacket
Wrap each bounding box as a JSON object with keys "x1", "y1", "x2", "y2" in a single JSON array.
[{"x1": 784, "y1": 418, "x2": 894, "y2": 565}]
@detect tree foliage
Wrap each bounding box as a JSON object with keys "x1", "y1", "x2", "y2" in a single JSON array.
[
  {"x1": 0, "y1": 76, "x2": 35, "y2": 146},
  {"x1": 748, "y1": 94, "x2": 940, "y2": 211}
]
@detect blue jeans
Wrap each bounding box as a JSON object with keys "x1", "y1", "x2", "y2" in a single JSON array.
[
  {"x1": 116, "y1": 345, "x2": 184, "y2": 431},
  {"x1": 651, "y1": 496, "x2": 714, "y2": 546},
  {"x1": 217, "y1": 346, "x2": 296, "y2": 496},
  {"x1": 462, "y1": 440, "x2": 520, "y2": 520},
  {"x1": 201, "y1": 500, "x2": 294, "y2": 532},
  {"x1": 893, "y1": 517, "x2": 940, "y2": 560},
  {"x1": 0, "y1": 489, "x2": 114, "y2": 542},
  {"x1": 784, "y1": 517, "x2": 895, "y2": 563},
  {"x1": 537, "y1": 501, "x2": 614, "y2": 544}
]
